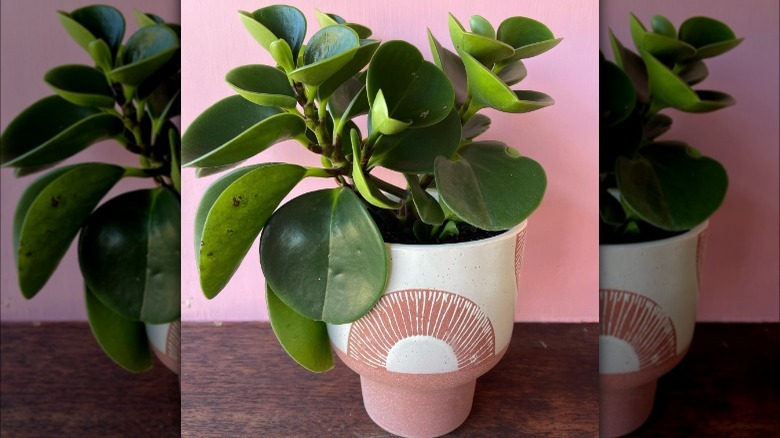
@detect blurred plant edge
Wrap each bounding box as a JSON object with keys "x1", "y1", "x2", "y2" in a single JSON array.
[{"x1": 0, "y1": 5, "x2": 181, "y2": 374}]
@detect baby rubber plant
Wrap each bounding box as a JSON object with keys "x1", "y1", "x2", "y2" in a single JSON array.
[
  {"x1": 600, "y1": 13, "x2": 741, "y2": 243},
  {"x1": 183, "y1": 5, "x2": 560, "y2": 371},
  {"x1": 0, "y1": 5, "x2": 181, "y2": 372}
]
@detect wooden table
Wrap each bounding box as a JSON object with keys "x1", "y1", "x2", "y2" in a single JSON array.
[
  {"x1": 1, "y1": 323, "x2": 180, "y2": 437},
  {"x1": 181, "y1": 322, "x2": 599, "y2": 437},
  {"x1": 630, "y1": 323, "x2": 780, "y2": 436}
]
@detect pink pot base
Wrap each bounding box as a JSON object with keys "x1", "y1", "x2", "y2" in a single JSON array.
[{"x1": 362, "y1": 376, "x2": 474, "y2": 438}]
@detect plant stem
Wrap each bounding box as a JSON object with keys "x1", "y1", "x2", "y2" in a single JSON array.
[{"x1": 369, "y1": 175, "x2": 408, "y2": 200}]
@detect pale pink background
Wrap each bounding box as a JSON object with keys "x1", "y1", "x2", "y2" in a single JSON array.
[
  {"x1": 602, "y1": 0, "x2": 779, "y2": 321},
  {"x1": 0, "y1": 0, "x2": 180, "y2": 321},
  {"x1": 181, "y1": 0, "x2": 600, "y2": 322}
]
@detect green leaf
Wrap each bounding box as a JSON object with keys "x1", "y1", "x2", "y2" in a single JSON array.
[
  {"x1": 369, "y1": 89, "x2": 412, "y2": 136},
  {"x1": 651, "y1": 15, "x2": 676, "y2": 38},
  {"x1": 86, "y1": 285, "x2": 152, "y2": 373},
  {"x1": 644, "y1": 113, "x2": 673, "y2": 140},
  {"x1": 600, "y1": 59, "x2": 636, "y2": 126},
  {"x1": 679, "y1": 16, "x2": 743, "y2": 59},
  {"x1": 496, "y1": 16, "x2": 562, "y2": 60},
  {"x1": 642, "y1": 50, "x2": 735, "y2": 112},
  {"x1": 428, "y1": 30, "x2": 468, "y2": 106},
  {"x1": 1, "y1": 95, "x2": 123, "y2": 168},
  {"x1": 44, "y1": 65, "x2": 115, "y2": 108},
  {"x1": 350, "y1": 130, "x2": 401, "y2": 210},
  {"x1": 609, "y1": 30, "x2": 648, "y2": 102},
  {"x1": 79, "y1": 188, "x2": 180, "y2": 323},
  {"x1": 133, "y1": 9, "x2": 163, "y2": 28},
  {"x1": 677, "y1": 60, "x2": 709, "y2": 86},
  {"x1": 470, "y1": 15, "x2": 496, "y2": 39},
  {"x1": 405, "y1": 174, "x2": 444, "y2": 225},
  {"x1": 196, "y1": 163, "x2": 308, "y2": 299},
  {"x1": 168, "y1": 128, "x2": 181, "y2": 193},
  {"x1": 260, "y1": 188, "x2": 387, "y2": 324},
  {"x1": 435, "y1": 141, "x2": 546, "y2": 231},
  {"x1": 269, "y1": 39, "x2": 295, "y2": 72},
  {"x1": 367, "y1": 40, "x2": 454, "y2": 128},
  {"x1": 449, "y1": 14, "x2": 515, "y2": 66},
  {"x1": 328, "y1": 77, "x2": 365, "y2": 120},
  {"x1": 109, "y1": 25, "x2": 179, "y2": 86},
  {"x1": 460, "y1": 49, "x2": 553, "y2": 113},
  {"x1": 288, "y1": 26, "x2": 360, "y2": 86},
  {"x1": 497, "y1": 60, "x2": 527, "y2": 86},
  {"x1": 12, "y1": 163, "x2": 124, "y2": 298},
  {"x1": 240, "y1": 6, "x2": 307, "y2": 60},
  {"x1": 616, "y1": 142, "x2": 728, "y2": 231},
  {"x1": 181, "y1": 95, "x2": 306, "y2": 168},
  {"x1": 462, "y1": 113, "x2": 491, "y2": 140},
  {"x1": 226, "y1": 64, "x2": 297, "y2": 108},
  {"x1": 318, "y1": 39, "x2": 380, "y2": 100},
  {"x1": 58, "y1": 5, "x2": 125, "y2": 58},
  {"x1": 267, "y1": 285, "x2": 333, "y2": 372},
  {"x1": 314, "y1": 9, "x2": 372, "y2": 39},
  {"x1": 87, "y1": 39, "x2": 113, "y2": 73},
  {"x1": 371, "y1": 109, "x2": 461, "y2": 173},
  {"x1": 642, "y1": 33, "x2": 696, "y2": 61}
]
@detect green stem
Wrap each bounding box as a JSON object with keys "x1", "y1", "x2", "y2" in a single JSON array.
[{"x1": 369, "y1": 175, "x2": 408, "y2": 200}]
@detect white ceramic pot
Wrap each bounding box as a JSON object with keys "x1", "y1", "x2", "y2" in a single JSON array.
[
  {"x1": 328, "y1": 221, "x2": 528, "y2": 438},
  {"x1": 145, "y1": 319, "x2": 181, "y2": 375},
  {"x1": 599, "y1": 221, "x2": 708, "y2": 437}
]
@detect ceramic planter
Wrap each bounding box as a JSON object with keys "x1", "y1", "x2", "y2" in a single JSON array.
[
  {"x1": 327, "y1": 221, "x2": 528, "y2": 438},
  {"x1": 599, "y1": 221, "x2": 708, "y2": 437},
  {"x1": 145, "y1": 320, "x2": 181, "y2": 375}
]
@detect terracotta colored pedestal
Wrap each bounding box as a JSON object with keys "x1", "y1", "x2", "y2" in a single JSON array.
[{"x1": 600, "y1": 379, "x2": 656, "y2": 437}]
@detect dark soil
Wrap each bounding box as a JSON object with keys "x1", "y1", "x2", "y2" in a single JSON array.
[
  {"x1": 369, "y1": 208, "x2": 502, "y2": 245},
  {"x1": 599, "y1": 220, "x2": 686, "y2": 244}
]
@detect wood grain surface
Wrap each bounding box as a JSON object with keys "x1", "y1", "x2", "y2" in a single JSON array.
[
  {"x1": 181, "y1": 322, "x2": 599, "y2": 437},
  {"x1": 1, "y1": 323, "x2": 180, "y2": 437},
  {"x1": 629, "y1": 323, "x2": 780, "y2": 436}
]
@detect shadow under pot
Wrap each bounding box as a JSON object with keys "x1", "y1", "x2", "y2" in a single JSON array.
[
  {"x1": 328, "y1": 221, "x2": 528, "y2": 438},
  {"x1": 599, "y1": 221, "x2": 708, "y2": 437},
  {"x1": 145, "y1": 319, "x2": 181, "y2": 375}
]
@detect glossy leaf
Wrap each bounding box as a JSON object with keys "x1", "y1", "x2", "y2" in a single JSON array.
[
  {"x1": 267, "y1": 285, "x2": 333, "y2": 372},
  {"x1": 87, "y1": 39, "x2": 113, "y2": 73},
  {"x1": 435, "y1": 141, "x2": 546, "y2": 231},
  {"x1": 470, "y1": 15, "x2": 496, "y2": 39},
  {"x1": 405, "y1": 174, "x2": 444, "y2": 225},
  {"x1": 1, "y1": 96, "x2": 123, "y2": 168},
  {"x1": 428, "y1": 30, "x2": 468, "y2": 105},
  {"x1": 109, "y1": 25, "x2": 179, "y2": 86},
  {"x1": 497, "y1": 60, "x2": 527, "y2": 86},
  {"x1": 616, "y1": 142, "x2": 728, "y2": 231},
  {"x1": 350, "y1": 130, "x2": 401, "y2": 209},
  {"x1": 58, "y1": 5, "x2": 125, "y2": 57},
  {"x1": 601, "y1": 59, "x2": 636, "y2": 126},
  {"x1": 460, "y1": 50, "x2": 553, "y2": 113},
  {"x1": 642, "y1": 50, "x2": 735, "y2": 112},
  {"x1": 367, "y1": 40, "x2": 454, "y2": 128},
  {"x1": 370, "y1": 109, "x2": 461, "y2": 173},
  {"x1": 79, "y1": 188, "x2": 181, "y2": 323},
  {"x1": 226, "y1": 64, "x2": 297, "y2": 108},
  {"x1": 318, "y1": 39, "x2": 379, "y2": 100},
  {"x1": 288, "y1": 26, "x2": 360, "y2": 86},
  {"x1": 240, "y1": 6, "x2": 307, "y2": 60},
  {"x1": 497, "y1": 16, "x2": 562, "y2": 60},
  {"x1": 369, "y1": 89, "x2": 412, "y2": 136},
  {"x1": 12, "y1": 163, "x2": 124, "y2": 298},
  {"x1": 44, "y1": 65, "x2": 115, "y2": 108},
  {"x1": 86, "y1": 285, "x2": 152, "y2": 372},
  {"x1": 449, "y1": 14, "x2": 514, "y2": 66},
  {"x1": 133, "y1": 9, "x2": 163, "y2": 27},
  {"x1": 651, "y1": 15, "x2": 676, "y2": 38},
  {"x1": 182, "y1": 95, "x2": 306, "y2": 168},
  {"x1": 328, "y1": 77, "x2": 365, "y2": 120},
  {"x1": 269, "y1": 38, "x2": 295, "y2": 72},
  {"x1": 462, "y1": 113, "x2": 491, "y2": 140},
  {"x1": 679, "y1": 16, "x2": 743, "y2": 59},
  {"x1": 260, "y1": 188, "x2": 387, "y2": 324},
  {"x1": 609, "y1": 31, "x2": 648, "y2": 101},
  {"x1": 195, "y1": 164, "x2": 308, "y2": 298},
  {"x1": 315, "y1": 10, "x2": 372, "y2": 38}
]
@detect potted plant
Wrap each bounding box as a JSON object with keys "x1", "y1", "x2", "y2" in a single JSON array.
[
  {"x1": 599, "y1": 13, "x2": 741, "y2": 436},
  {"x1": 183, "y1": 5, "x2": 560, "y2": 437},
  {"x1": 0, "y1": 5, "x2": 181, "y2": 375}
]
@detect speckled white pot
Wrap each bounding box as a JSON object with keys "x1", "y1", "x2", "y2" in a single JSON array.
[
  {"x1": 328, "y1": 221, "x2": 528, "y2": 438},
  {"x1": 599, "y1": 222, "x2": 708, "y2": 437},
  {"x1": 145, "y1": 320, "x2": 180, "y2": 375}
]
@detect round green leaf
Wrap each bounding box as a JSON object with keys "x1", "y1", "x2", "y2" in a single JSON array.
[
  {"x1": 449, "y1": 14, "x2": 515, "y2": 66},
  {"x1": 269, "y1": 38, "x2": 295, "y2": 72},
  {"x1": 405, "y1": 174, "x2": 444, "y2": 226},
  {"x1": 318, "y1": 39, "x2": 380, "y2": 100},
  {"x1": 86, "y1": 285, "x2": 152, "y2": 373},
  {"x1": 260, "y1": 188, "x2": 388, "y2": 324},
  {"x1": 616, "y1": 142, "x2": 728, "y2": 231},
  {"x1": 497, "y1": 60, "x2": 528, "y2": 85},
  {"x1": 44, "y1": 65, "x2": 115, "y2": 108},
  {"x1": 79, "y1": 188, "x2": 181, "y2": 324},
  {"x1": 196, "y1": 164, "x2": 308, "y2": 299},
  {"x1": 288, "y1": 26, "x2": 360, "y2": 86},
  {"x1": 462, "y1": 113, "x2": 491, "y2": 140},
  {"x1": 240, "y1": 6, "x2": 307, "y2": 60},
  {"x1": 87, "y1": 39, "x2": 113, "y2": 73},
  {"x1": 470, "y1": 15, "x2": 496, "y2": 39},
  {"x1": 679, "y1": 16, "x2": 742, "y2": 58},
  {"x1": 226, "y1": 64, "x2": 297, "y2": 108},
  {"x1": 428, "y1": 30, "x2": 468, "y2": 106},
  {"x1": 109, "y1": 25, "x2": 179, "y2": 86},
  {"x1": 496, "y1": 16, "x2": 561, "y2": 60},
  {"x1": 677, "y1": 60, "x2": 709, "y2": 85},
  {"x1": 460, "y1": 49, "x2": 553, "y2": 113},
  {"x1": 1, "y1": 95, "x2": 123, "y2": 168},
  {"x1": 643, "y1": 33, "x2": 696, "y2": 61},
  {"x1": 267, "y1": 285, "x2": 333, "y2": 372},
  {"x1": 435, "y1": 141, "x2": 546, "y2": 231},
  {"x1": 651, "y1": 15, "x2": 676, "y2": 38},
  {"x1": 367, "y1": 40, "x2": 454, "y2": 128},
  {"x1": 601, "y1": 60, "x2": 636, "y2": 126},
  {"x1": 13, "y1": 163, "x2": 124, "y2": 298},
  {"x1": 181, "y1": 95, "x2": 306, "y2": 168},
  {"x1": 133, "y1": 10, "x2": 163, "y2": 28},
  {"x1": 58, "y1": 5, "x2": 125, "y2": 58},
  {"x1": 371, "y1": 109, "x2": 461, "y2": 173}
]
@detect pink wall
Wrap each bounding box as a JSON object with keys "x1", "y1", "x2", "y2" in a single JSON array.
[
  {"x1": 602, "y1": 0, "x2": 780, "y2": 321},
  {"x1": 0, "y1": 0, "x2": 180, "y2": 321},
  {"x1": 181, "y1": 0, "x2": 600, "y2": 322}
]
